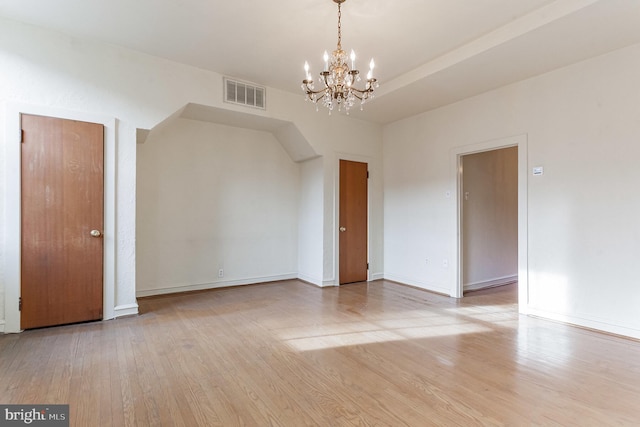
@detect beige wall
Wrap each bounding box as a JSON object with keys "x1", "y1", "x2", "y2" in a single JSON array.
[
  {"x1": 384, "y1": 42, "x2": 640, "y2": 339},
  {"x1": 137, "y1": 119, "x2": 300, "y2": 296},
  {"x1": 0, "y1": 17, "x2": 383, "y2": 332}
]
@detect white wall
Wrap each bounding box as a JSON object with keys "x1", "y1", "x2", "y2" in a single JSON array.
[
  {"x1": 462, "y1": 147, "x2": 518, "y2": 291},
  {"x1": 136, "y1": 119, "x2": 299, "y2": 296},
  {"x1": 298, "y1": 157, "x2": 324, "y2": 285},
  {"x1": 383, "y1": 42, "x2": 640, "y2": 338},
  {"x1": 0, "y1": 17, "x2": 383, "y2": 332}
]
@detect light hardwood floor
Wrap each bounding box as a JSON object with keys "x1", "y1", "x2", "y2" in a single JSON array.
[{"x1": 1, "y1": 280, "x2": 640, "y2": 426}]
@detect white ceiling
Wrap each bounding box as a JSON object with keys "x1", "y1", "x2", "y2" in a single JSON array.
[{"x1": 1, "y1": 0, "x2": 639, "y2": 124}]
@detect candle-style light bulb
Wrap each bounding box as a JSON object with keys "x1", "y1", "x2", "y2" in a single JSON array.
[
  {"x1": 350, "y1": 50, "x2": 356, "y2": 69},
  {"x1": 304, "y1": 61, "x2": 311, "y2": 81},
  {"x1": 323, "y1": 51, "x2": 329, "y2": 71},
  {"x1": 367, "y1": 59, "x2": 375, "y2": 80}
]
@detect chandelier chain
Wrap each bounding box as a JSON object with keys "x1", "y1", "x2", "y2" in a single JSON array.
[{"x1": 337, "y1": 2, "x2": 342, "y2": 50}]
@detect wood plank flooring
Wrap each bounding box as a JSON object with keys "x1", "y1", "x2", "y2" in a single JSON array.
[{"x1": 2, "y1": 280, "x2": 640, "y2": 426}]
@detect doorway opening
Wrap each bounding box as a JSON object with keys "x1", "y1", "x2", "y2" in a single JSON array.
[
  {"x1": 461, "y1": 147, "x2": 518, "y2": 297},
  {"x1": 453, "y1": 134, "x2": 528, "y2": 310}
]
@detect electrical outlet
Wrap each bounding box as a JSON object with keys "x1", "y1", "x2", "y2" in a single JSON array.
[
  {"x1": 425, "y1": 258, "x2": 429, "y2": 265},
  {"x1": 443, "y1": 259, "x2": 448, "y2": 268},
  {"x1": 218, "y1": 269, "x2": 224, "y2": 278}
]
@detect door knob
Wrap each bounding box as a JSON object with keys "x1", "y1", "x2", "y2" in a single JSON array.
[
  {"x1": 339, "y1": 226, "x2": 346, "y2": 232},
  {"x1": 90, "y1": 229, "x2": 102, "y2": 237}
]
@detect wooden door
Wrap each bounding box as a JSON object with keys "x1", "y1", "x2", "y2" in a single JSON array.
[
  {"x1": 21, "y1": 114, "x2": 104, "y2": 329},
  {"x1": 339, "y1": 160, "x2": 368, "y2": 284}
]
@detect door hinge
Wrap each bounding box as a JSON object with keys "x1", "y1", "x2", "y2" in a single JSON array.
[
  {"x1": 367, "y1": 170, "x2": 369, "y2": 179},
  {"x1": 367, "y1": 262, "x2": 369, "y2": 270},
  {"x1": 20, "y1": 129, "x2": 24, "y2": 143},
  {"x1": 19, "y1": 297, "x2": 22, "y2": 311}
]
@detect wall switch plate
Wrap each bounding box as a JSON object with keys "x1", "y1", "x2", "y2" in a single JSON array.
[{"x1": 443, "y1": 259, "x2": 448, "y2": 268}]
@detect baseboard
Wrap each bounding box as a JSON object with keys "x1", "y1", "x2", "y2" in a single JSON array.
[
  {"x1": 464, "y1": 275, "x2": 518, "y2": 292},
  {"x1": 318, "y1": 274, "x2": 384, "y2": 287},
  {"x1": 370, "y1": 272, "x2": 384, "y2": 281},
  {"x1": 136, "y1": 273, "x2": 298, "y2": 297},
  {"x1": 526, "y1": 307, "x2": 640, "y2": 341},
  {"x1": 297, "y1": 273, "x2": 323, "y2": 287},
  {"x1": 322, "y1": 279, "x2": 338, "y2": 287},
  {"x1": 114, "y1": 303, "x2": 139, "y2": 318},
  {"x1": 383, "y1": 273, "x2": 450, "y2": 295}
]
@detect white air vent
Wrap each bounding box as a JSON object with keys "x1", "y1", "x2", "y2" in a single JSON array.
[{"x1": 224, "y1": 78, "x2": 265, "y2": 109}]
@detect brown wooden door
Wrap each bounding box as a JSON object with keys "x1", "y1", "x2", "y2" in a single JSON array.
[
  {"x1": 21, "y1": 114, "x2": 104, "y2": 329},
  {"x1": 339, "y1": 160, "x2": 368, "y2": 284}
]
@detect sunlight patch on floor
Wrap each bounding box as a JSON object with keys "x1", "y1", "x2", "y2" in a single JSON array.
[
  {"x1": 281, "y1": 316, "x2": 493, "y2": 352},
  {"x1": 277, "y1": 321, "x2": 386, "y2": 340},
  {"x1": 446, "y1": 304, "x2": 516, "y2": 315}
]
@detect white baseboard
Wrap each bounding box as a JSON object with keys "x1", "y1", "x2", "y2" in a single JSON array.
[
  {"x1": 113, "y1": 303, "x2": 139, "y2": 318},
  {"x1": 136, "y1": 273, "x2": 298, "y2": 298},
  {"x1": 297, "y1": 273, "x2": 323, "y2": 287},
  {"x1": 316, "y1": 273, "x2": 383, "y2": 286},
  {"x1": 383, "y1": 273, "x2": 451, "y2": 295},
  {"x1": 1, "y1": 309, "x2": 139, "y2": 332},
  {"x1": 369, "y1": 272, "x2": 384, "y2": 281},
  {"x1": 526, "y1": 307, "x2": 640, "y2": 341},
  {"x1": 301, "y1": 281, "x2": 329, "y2": 288},
  {"x1": 464, "y1": 275, "x2": 518, "y2": 292}
]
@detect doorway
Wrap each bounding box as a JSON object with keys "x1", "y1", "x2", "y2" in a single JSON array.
[
  {"x1": 339, "y1": 159, "x2": 368, "y2": 284},
  {"x1": 461, "y1": 147, "x2": 518, "y2": 295},
  {"x1": 20, "y1": 114, "x2": 104, "y2": 329},
  {"x1": 452, "y1": 134, "x2": 528, "y2": 307}
]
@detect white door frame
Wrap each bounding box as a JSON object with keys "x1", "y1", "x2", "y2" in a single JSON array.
[
  {"x1": 451, "y1": 134, "x2": 528, "y2": 313},
  {"x1": 3, "y1": 103, "x2": 117, "y2": 333}
]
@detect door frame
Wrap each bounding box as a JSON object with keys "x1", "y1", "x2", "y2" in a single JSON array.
[
  {"x1": 3, "y1": 103, "x2": 116, "y2": 333},
  {"x1": 334, "y1": 152, "x2": 372, "y2": 286},
  {"x1": 451, "y1": 134, "x2": 529, "y2": 313}
]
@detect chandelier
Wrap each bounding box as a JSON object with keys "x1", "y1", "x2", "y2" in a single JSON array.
[{"x1": 301, "y1": 0, "x2": 378, "y2": 114}]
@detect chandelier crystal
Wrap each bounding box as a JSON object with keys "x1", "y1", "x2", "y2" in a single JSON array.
[{"x1": 301, "y1": 0, "x2": 378, "y2": 114}]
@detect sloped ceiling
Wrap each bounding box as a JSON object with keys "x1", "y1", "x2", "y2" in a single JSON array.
[
  {"x1": 1, "y1": 0, "x2": 640, "y2": 124},
  {"x1": 141, "y1": 104, "x2": 319, "y2": 163}
]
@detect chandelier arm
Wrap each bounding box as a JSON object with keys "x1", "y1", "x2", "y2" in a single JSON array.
[
  {"x1": 304, "y1": 87, "x2": 330, "y2": 96},
  {"x1": 302, "y1": 82, "x2": 330, "y2": 99},
  {"x1": 321, "y1": 72, "x2": 331, "y2": 89},
  {"x1": 348, "y1": 87, "x2": 373, "y2": 95},
  {"x1": 349, "y1": 90, "x2": 371, "y2": 101}
]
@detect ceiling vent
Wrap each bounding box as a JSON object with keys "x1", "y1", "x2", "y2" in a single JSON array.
[{"x1": 224, "y1": 77, "x2": 266, "y2": 110}]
